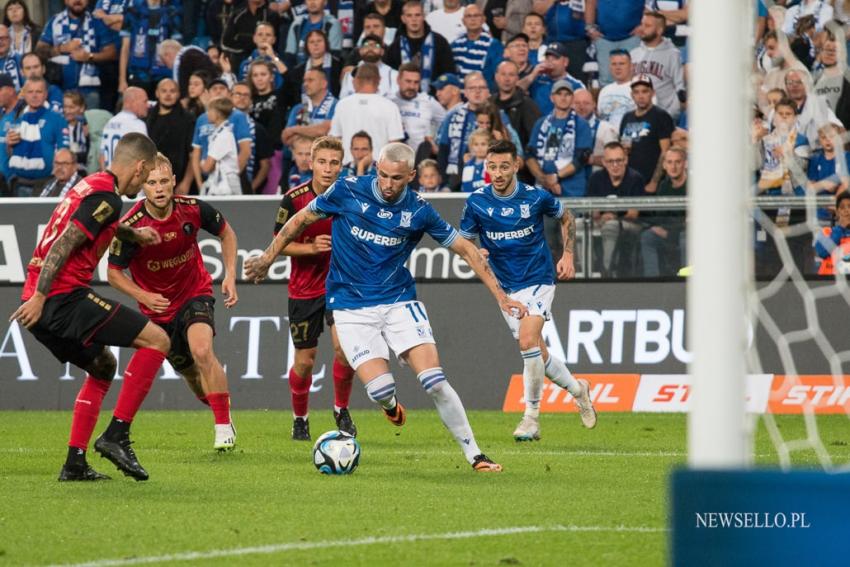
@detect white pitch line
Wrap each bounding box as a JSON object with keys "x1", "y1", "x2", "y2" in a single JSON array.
[{"x1": 55, "y1": 524, "x2": 667, "y2": 567}]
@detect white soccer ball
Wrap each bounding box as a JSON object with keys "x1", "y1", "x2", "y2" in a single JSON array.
[{"x1": 312, "y1": 430, "x2": 361, "y2": 475}]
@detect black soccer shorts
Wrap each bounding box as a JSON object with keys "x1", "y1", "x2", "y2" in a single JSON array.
[
  {"x1": 160, "y1": 295, "x2": 216, "y2": 372},
  {"x1": 287, "y1": 295, "x2": 334, "y2": 349}
]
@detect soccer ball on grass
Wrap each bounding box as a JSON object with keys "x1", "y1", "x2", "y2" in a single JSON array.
[{"x1": 312, "y1": 430, "x2": 360, "y2": 474}]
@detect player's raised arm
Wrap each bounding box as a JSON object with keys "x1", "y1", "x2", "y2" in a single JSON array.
[
  {"x1": 244, "y1": 207, "x2": 325, "y2": 283},
  {"x1": 449, "y1": 237, "x2": 528, "y2": 318}
]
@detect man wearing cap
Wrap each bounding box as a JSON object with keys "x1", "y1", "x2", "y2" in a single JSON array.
[
  {"x1": 630, "y1": 11, "x2": 685, "y2": 119},
  {"x1": 339, "y1": 34, "x2": 398, "y2": 98},
  {"x1": 433, "y1": 73, "x2": 463, "y2": 111},
  {"x1": 619, "y1": 73, "x2": 673, "y2": 192},
  {"x1": 532, "y1": 0, "x2": 588, "y2": 81},
  {"x1": 528, "y1": 42, "x2": 585, "y2": 116},
  {"x1": 504, "y1": 33, "x2": 535, "y2": 84},
  {"x1": 451, "y1": 4, "x2": 503, "y2": 83},
  {"x1": 491, "y1": 60, "x2": 540, "y2": 151},
  {"x1": 525, "y1": 77, "x2": 593, "y2": 258},
  {"x1": 385, "y1": 0, "x2": 455, "y2": 94}
]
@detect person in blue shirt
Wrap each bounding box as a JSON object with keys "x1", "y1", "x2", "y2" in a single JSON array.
[
  {"x1": 584, "y1": 0, "x2": 643, "y2": 86},
  {"x1": 532, "y1": 0, "x2": 588, "y2": 81},
  {"x1": 0, "y1": 25, "x2": 22, "y2": 91},
  {"x1": 528, "y1": 42, "x2": 586, "y2": 115},
  {"x1": 461, "y1": 128, "x2": 489, "y2": 192},
  {"x1": 245, "y1": 140, "x2": 526, "y2": 473},
  {"x1": 20, "y1": 53, "x2": 64, "y2": 113},
  {"x1": 118, "y1": 0, "x2": 182, "y2": 96},
  {"x1": 36, "y1": 0, "x2": 119, "y2": 110},
  {"x1": 459, "y1": 138, "x2": 597, "y2": 440}
]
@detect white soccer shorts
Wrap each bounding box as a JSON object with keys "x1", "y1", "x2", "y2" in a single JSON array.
[
  {"x1": 502, "y1": 284, "x2": 556, "y2": 340},
  {"x1": 333, "y1": 301, "x2": 436, "y2": 370}
]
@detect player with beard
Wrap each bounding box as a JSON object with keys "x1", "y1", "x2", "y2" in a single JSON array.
[
  {"x1": 107, "y1": 153, "x2": 239, "y2": 450},
  {"x1": 268, "y1": 136, "x2": 358, "y2": 440},
  {"x1": 147, "y1": 78, "x2": 197, "y2": 194},
  {"x1": 10, "y1": 133, "x2": 166, "y2": 482}
]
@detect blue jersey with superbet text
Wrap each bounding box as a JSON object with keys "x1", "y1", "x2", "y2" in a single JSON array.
[
  {"x1": 459, "y1": 181, "x2": 564, "y2": 293},
  {"x1": 308, "y1": 175, "x2": 458, "y2": 309}
]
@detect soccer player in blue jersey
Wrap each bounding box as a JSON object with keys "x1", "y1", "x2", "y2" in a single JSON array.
[
  {"x1": 245, "y1": 142, "x2": 527, "y2": 472},
  {"x1": 459, "y1": 139, "x2": 597, "y2": 441}
]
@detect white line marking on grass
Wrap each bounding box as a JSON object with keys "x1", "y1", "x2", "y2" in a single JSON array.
[{"x1": 56, "y1": 524, "x2": 667, "y2": 567}]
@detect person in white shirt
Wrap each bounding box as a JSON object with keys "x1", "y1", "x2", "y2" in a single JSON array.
[
  {"x1": 100, "y1": 87, "x2": 148, "y2": 170},
  {"x1": 390, "y1": 62, "x2": 446, "y2": 160},
  {"x1": 201, "y1": 97, "x2": 241, "y2": 195},
  {"x1": 339, "y1": 34, "x2": 398, "y2": 99},
  {"x1": 782, "y1": 0, "x2": 833, "y2": 35},
  {"x1": 426, "y1": 0, "x2": 466, "y2": 43},
  {"x1": 329, "y1": 62, "x2": 405, "y2": 163},
  {"x1": 597, "y1": 49, "x2": 637, "y2": 131}
]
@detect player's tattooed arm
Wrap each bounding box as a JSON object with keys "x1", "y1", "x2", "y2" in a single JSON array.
[
  {"x1": 9, "y1": 223, "x2": 87, "y2": 329},
  {"x1": 558, "y1": 210, "x2": 577, "y2": 280},
  {"x1": 245, "y1": 207, "x2": 322, "y2": 283},
  {"x1": 449, "y1": 237, "x2": 528, "y2": 318},
  {"x1": 116, "y1": 224, "x2": 161, "y2": 246}
]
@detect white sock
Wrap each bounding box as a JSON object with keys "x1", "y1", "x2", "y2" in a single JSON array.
[
  {"x1": 521, "y1": 347, "x2": 545, "y2": 418},
  {"x1": 544, "y1": 354, "x2": 582, "y2": 396},
  {"x1": 418, "y1": 368, "x2": 481, "y2": 464},
  {"x1": 365, "y1": 373, "x2": 398, "y2": 410}
]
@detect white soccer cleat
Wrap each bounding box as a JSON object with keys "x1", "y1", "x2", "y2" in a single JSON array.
[
  {"x1": 214, "y1": 423, "x2": 237, "y2": 451},
  {"x1": 575, "y1": 379, "x2": 597, "y2": 429},
  {"x1": 513, "y1": 415, "x2": 541, "y2": 441}
]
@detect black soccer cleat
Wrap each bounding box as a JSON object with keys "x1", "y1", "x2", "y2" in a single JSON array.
[
  {"x1": 334, "y1": 408, "x2": 358, "y2": 437},
  {"x1": 472, "y1": 453, "x2": 503, "y2": 473},
  {"x1": 58, "y1": 463, "x2": 111, "y2": 482},
  {"x1": 291, "y1": 417, "x2": 311, "y2": 441},
  {"x1": 94, "y1": 433, "x2": 149, "y2": 481}
]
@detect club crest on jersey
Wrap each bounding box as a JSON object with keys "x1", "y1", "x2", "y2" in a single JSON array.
[
  {"x1": 163, "y1": 232, "x2": 177, "y2": 242},
  {"x1": 182, "y1": 222, "x2": 194, "y2": 235},
  {"x1": 400, "y1": 211, "x2": 412, "y2": 228},
  {"x1": 92, "y1": 201, "x2": 114, "y2": 223},
  {"x1": 501, "y1": 207, "x2": 514, "y2": 217},
  {"x1": 487, "y1": 207, "x2": 494, "y2": 216},
  {"x1": 360, "y1": 202, "x2": 369, "y2": 213},
  {"x1": 378, "y1": 208, "x2": 393, "y2": 219},
  {"x1": 520, "y1": 204, "x2": 530, "y2": 218}
]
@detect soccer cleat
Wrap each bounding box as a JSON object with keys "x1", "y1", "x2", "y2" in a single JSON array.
[
  {"x1": 472, "y1": 454, "x2": 503, "y2": 472},
  {"x1": 334, "y1": 408, "x2": 358, "y2": 437},
  {"x1": 291, "y1": 417, "x2": 311, "y2": 441},
  {"x1": 93, "y1": 433, "x2": 149, "y2": 481},
  {"x1": 58, "y1": 463, "x2": 111, "y2": 482},
  {"x1": 575, "y1": 379, "x2": 598, "y2": 429},
  {"x1": 214, "y1": 423, "x2": 237, "y2": 451},
  {"x1": 513, "y1": 415, "x2": 541, "y2": 441},
  {"x1": 382, "y1": 401, "x2": 406, "y2": 426}
]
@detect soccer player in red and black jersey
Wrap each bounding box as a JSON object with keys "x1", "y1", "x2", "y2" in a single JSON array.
[
  {"x1": 107, "y1": 153, "x2": 240, "y2": 451},
  {"x1": 272, "y1": 136, "x2": 357, "y2": 440},
  {"x1": 9, "y1": 133, "x2": 168, "y2": 482}
]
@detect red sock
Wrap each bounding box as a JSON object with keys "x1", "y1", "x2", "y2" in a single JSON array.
[
  {"x1": 289, "y1": 368, "x2": 312, "y2": 417},
  {"x1": 333, "y1": 359, "x2": 355, "y2": 409},
  {"x1": 207, "y1": 392, "x2": 231, "y2": 425},
  {"x1": 198, "y1": 395, "x2": 210, "y2": 406},
  {"x1": 68, "y1": 376, "x2": 112, "y2": 450},
  {"x1": 113, "y1": 348, "x2": 166, "y2": 423}
]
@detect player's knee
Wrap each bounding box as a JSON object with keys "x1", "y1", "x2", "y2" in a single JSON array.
[
  {"x1": 143, "y1": 324, "x2": 171, "y2": 354},
  {"x1": 87, "y1": 348, "x2": 117, "y2": 381},
  {"x1": 517, "y1": 333, "x2": 538, "y2": 352},
  {"x1": 417, "y1": 367, "x2": 447, "y2": 395},
  {"x1": 189, "y1": 341, "x2": 215, "y2": 367},
  {"x1": 293, "y1": 348, "x2": 317, "y2": 376}
]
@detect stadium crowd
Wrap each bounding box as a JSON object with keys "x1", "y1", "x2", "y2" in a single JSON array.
[{"x1": 3, "y1": 0, "x2": 850, "y2": 277}]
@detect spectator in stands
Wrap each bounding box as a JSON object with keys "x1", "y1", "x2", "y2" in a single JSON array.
[
  {"x1": 586, "y1": 141, "x2": 645, "y2": 277},
  {"x1": 345, "y1": 13, "x2": 386, "y2": 76},
  {"x1": 390, "y1": 62, "x2": 445, "y2": 163},
  {"x1": 247, "y1": 60, "x2": 285, "y2": 150},
  {"x1": 38, "y1": 149, "x2": 83, "y2": 197},
  {"x1": 192, "y1": 78, "x2": 254, "y2": 192},
  {"x1": 503, "y1": 32, "x2": 534, "y2": 84},
  {"x1": 491, "y1": 59, "x2": 540, "y2": 153},
  {"x1": 21, "y1": 53, "x2": 63, "y2": 113},
  {"x1": 339, "y1": 34, "x2": 398, "y2": 98},
  {"x1": 329, "y1": 62, "x2": 405, "y2": 164},
  {"x1": 416, "y1": 158, "x2": 448, "y2": 192},
  {"x1": 573, "y1": 88, "x2": 619, "y2": 171},
  {"x1": 63, "y1": 90, "x2": 88, "y2": 173},
  {"x1": 814, "y1": 35, "x2": 850, "y2": 131},
  {"x1": 504, "y1": 0, "x2": 533, "y2": 38},
  {"x1": 814, "y1": 192, "x2": 850, "y2": 275},
  {"x1": 0, "y1": 71, "x2": 17, "y2": 186},
  {"x1": 37, "y1": 0, "x2": 118, "y2": 110},
  {"x1": 596, "y1": 48, "x2": 634, "y2": 132},
  {"x1": 522, "y1": 11, "x2": 547, "y2": 66},
  {"x1": 527, "y1": 41, "x2": 585, "y2": 116},
  {"x1": 584, "y1": 0, "x2": 642, "y2": 87},
  {"x1": 222, "y1": 0, "x2": 281, "y2": 71},
  {"x1": 4, "y1": 0, "x2": 39, "y2": 58},
  {"x1": 282, "y1": 30, "x2": 343, "y2": 109},
  {"x1": 426, "y1": 0, "x2": 466, "y2": 44},
  {"x1": 620, "y1": 74, "x2": 673, "y2": 192},
  {"x1": 785, "y1": 68, "x2": 842, "y2": 147},
  {"x1": 386, "y1": 0, "x2": 455, "y2": 94},
  {"x1": 437, "y1": 71, "x2": 491, "y2": 190},
  {"x1": 461, "y1": 128, "x2": 490, "y2": 193},
  {"x1": 807, "y1": 123, "x2": 849, "y2": 226},
  {"x1": 200, "y1": 96, "x2": 242, "y2": 195},
  {"x1": 532, "y1": 0, "x2": 587, "y2": 81},
  {"x1": 100, "y1": 86, "x2": 148, "y2": 170},
  {"x1": 93, "y1": 0, "x2": 127, "y2": 32},
  {"x1": 285, "y1": 0, "x2": 342, "y2": 66},
  {"x1": 231, "y1": 81, "x2": 272, "y2": 193},
  {"x1": 433, "y1": 72, "x2": 463, "y2": 111},
  {"x1": 354, "y1": 2, "x2": 401, "y2": 47},
  {"x1": 526, "y1": 79, "x2": 592, "y2": 198},
  {"x1": 340, "y1": 130, "x2": 377, "y2": 177},
  {"x1": 782, "y1": 0, "x2": 833, "y2": 35},
  {"x1": 238, "y1": 21, "x2": 287, "y2": 89},
  {"x1": 473, "y1": 101, "x2": 524, "y2": 159},
  {"x1": 207, "y1": 44, "x2": 222, "y2": 68},
  {"x1": 7, "y1": 78, "x2": 70, "y2": 196},
  {"x1": 147, "y1": 78, "x2": 195, "y2": 194},
  {"x1": 287, "y1": 133, "x2": 314, "y2": 187},
  {"x1": 452, "y1": 4, "x2": 503, "y2": 82},
  {"x1": 283, "y1": 67, "x2": 336, "y2": 148},
  {"x1": 789, "y1": 14, "x2": 818, "y2": 71},
  {"x1": 630, "y1": 12, "x2": 685, "y2": 120},
  {"x1": 206, "y1": 0, "x2": 239, "y2": 47},
  {"x1": 118, "y1": 0, "x2": 182, "y2": 97},
  {"x1": 0, "y1": 25, "x2": 20, "y2": 90},
  {"x1": 480, "y1": 0, "x2": 509, "y2": 42},
  {"x1": 183, "y1": 70, "x2": 211, "y2": 119},
  {"x1": 642, "y1": 146, "x2": 687, "y2": 277}
]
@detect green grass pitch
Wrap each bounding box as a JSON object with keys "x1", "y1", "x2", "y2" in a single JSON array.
[{"x1": 1, "y1": 411, "x2": 847, "y2": 566}]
